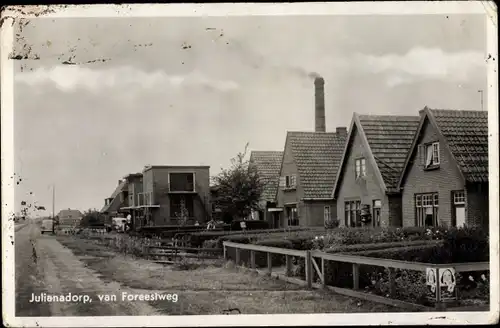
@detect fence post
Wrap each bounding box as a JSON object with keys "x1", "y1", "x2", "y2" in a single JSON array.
[
  {"x1": 250, "y1": 250, "x2": 256, "y2": 270},
  {"x1": 352, "y1": 263, "x2": 360, "y2": 290},
  {"x1": 285, "y1": 255, "x2": 292, "y2": 277},
  {"x1": 235, "y1": 248, "x2": 241, "y2": 266},
  {"x1": 267, "y1": 252, "x2": 272, "y2": 275},
  {"x1": 305, "y1": 251, "x2": 312, "y2": 289},
  {"x1": 321, "y1": 257, "x2": 326, "y2": 288},
  {"x1": 223, "y1": 244, "x2": 227, "y2": 261},
  {"x1": 388, "y1": 267, "x2": 396, "y2": 297}
]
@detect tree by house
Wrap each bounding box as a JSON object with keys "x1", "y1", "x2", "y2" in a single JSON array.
[{"x1": 211, "y1": 143, "x2": 265, "y2": 222}]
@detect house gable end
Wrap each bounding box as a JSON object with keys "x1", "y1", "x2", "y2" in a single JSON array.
[
  {"x1": 398, "y1": 107, "x2": 465, "y2": 189},
  {"x1": 332, "y1": 115, "x2": 357, "y2": 199}
]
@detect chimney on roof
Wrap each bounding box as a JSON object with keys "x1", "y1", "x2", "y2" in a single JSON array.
[
  {"x1": 118, "y1": 179, "x2": 122, "y2": 185},
  {"x1": 336, "y1": 127, "x2": 347, "y2": 136},
  {"x1": 314, "y1": 76, "x2": 326, "y2": 132}
]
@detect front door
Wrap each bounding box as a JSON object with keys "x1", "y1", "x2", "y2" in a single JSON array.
[
  {"x1": 273, "y1": 212, "x2": 281, "y2": 228},
  {"x1": 455, "y1": 207, "x2": 466, "y2": 228}
]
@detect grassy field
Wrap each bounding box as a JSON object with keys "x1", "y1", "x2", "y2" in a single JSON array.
[{"x1": 56, "y1": 235, "x2": 408, "y2": 315}]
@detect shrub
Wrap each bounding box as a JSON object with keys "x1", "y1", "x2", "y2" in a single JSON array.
[
  {"x1": 202, "y1": 239, "x2": 219, "y2": 249},
  {"x1": 254, "y1": 239, "x2": 294, "y2": 249},
  {"x1": 324, "y1": 218, "x2": 340, "y2": 229},
  {"x1": 363, "y1": 227, "x2": 489, "y2": 264}
]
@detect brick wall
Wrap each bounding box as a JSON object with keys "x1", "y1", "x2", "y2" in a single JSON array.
[
  {"x1": 276, "y1": 139, "x2": 303, "y2": 227},
  {"x1": 388, "y1": 195, "x2": 403, "y2": 227},
  {"x1": 401, "y1": 118, "x2": 465, "y2": 227},
  {"x1": 335, "y1": 125, "x2": 387, "y2": 226},
  {"x1": 466, "y1": 182, "x2": 489, "y2": 228},
  {"x1": 303, "y1": 200, "x2": 337, "y2": 227}
]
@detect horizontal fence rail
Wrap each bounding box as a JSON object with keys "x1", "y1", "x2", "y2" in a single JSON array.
[{"x1": 223, "y1": 241, "x2": 490, "y2": 312}]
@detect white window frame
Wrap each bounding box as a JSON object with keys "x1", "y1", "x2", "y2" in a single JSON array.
[
  {"x1": 284, "y1": 174, "x2": 297, "y2": 189},
  {"x1": 415, "y1": 192, "x2": 439, "y2": 227},
  {"x1": 453, "y1": 190, "x2": 466, "y2": 205},
  {"x1": 168, "y1": 172, "x2": 196, "y2": 193},
  {"x1": 423, "y1": 142, "x2": 440, "y2": 168},
  {"x1": 355, "y1": 158, "x2": 366, "y2": 178}
]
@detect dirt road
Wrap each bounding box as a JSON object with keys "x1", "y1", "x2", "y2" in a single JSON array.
[{"x1": 15, "y1": 222, "x2": 160, "y2": 316}]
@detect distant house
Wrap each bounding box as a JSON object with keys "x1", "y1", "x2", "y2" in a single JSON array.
[
  {"x1": 398, "y1": 107, "x2": 489, "y2": 228},
  {"x1": 100, "y1": 179, "x2": 129, "y2": 227},
  {"x1": 248, "y1": 150, "x2": 283, "y2": 227},
  {"x1": 274, "y1": 129, "x2": 347, "y2": 228},
  {"x1": 57, "y1": 208, "x2": 83, "y2": 227},
  {"x1": 332, "y1": 113, "x2": 420, "y2": 227},
  {"x1": 132, "y1": 165, "x2": 212, "y2": 227}
]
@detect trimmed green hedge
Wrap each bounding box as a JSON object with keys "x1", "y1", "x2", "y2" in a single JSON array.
[
  {"x1": 191, "y1": 227, "x2": 322, "y2": 248},
  {"x1": 326, "y1": 239, "x2": 443, "y2": 254}
]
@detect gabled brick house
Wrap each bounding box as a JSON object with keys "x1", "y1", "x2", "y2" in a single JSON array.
[
  {"x1": 398, "y1": 107, "x2": 489, "y2": 228},
  {"x1": 274, "y1": 130, "x2": 347, "y2": 228},
  {"x1": 57, "y1": 208, "x2": 84, "y2": 228},
  {"x1": 272, "y1": 75, "x2": 347, "y2": 228},
  {"x1": 332, "y1": 113, "x2": 420, "y2": 227},
  {"x1": 248, "y1": 150, "x2": 283, "y2": 227},
  {"x1": 100, "y1": 179, "x2": 129, "y2": 227}
]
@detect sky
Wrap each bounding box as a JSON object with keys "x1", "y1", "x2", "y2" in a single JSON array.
[{"x1": 12, "y1": 13, "x2": 488, "y2": 215}]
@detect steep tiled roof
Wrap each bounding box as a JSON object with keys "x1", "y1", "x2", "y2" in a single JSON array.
[
  {"x1": 359, "y1": 115, "x2": 420, "y2": 190},
  {"x1": 288, "y1": 131, "x2": 347, "y2": 199},
  {"x1": 431, "y1": 109, "x2": 488, "y2": 182},
  {"x1": 249, "y1": 151, "x2": 283, "y2": 202},
  {"x1": 100, "y1": 180, "x2": 128, "y2": 213}
]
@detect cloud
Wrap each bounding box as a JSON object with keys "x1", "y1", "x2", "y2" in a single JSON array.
[
  {"x1": 15, "y1": 65, "x2": 239, "y2": 93},
  {"x1": 351, "y1": 47, "x2": 485, "y2": 87}
]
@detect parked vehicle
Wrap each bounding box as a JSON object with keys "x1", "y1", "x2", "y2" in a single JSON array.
[{"x1": 40, "y1": 218, "x2": 54, "y2": 234}]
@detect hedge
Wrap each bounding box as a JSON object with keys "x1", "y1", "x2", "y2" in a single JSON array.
[
  {"x1": 327, "y1": 239, "x2": 444, "y2": 255},
  {"x1": 190, "y1": 227, "x2": 322, "y2": 248}
]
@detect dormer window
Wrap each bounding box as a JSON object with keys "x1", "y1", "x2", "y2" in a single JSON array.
[
  {"x1": 420, "y1": 142, "x2": 440, "y2": 169},
  {"x1": 279, "y1": 175, "x2": 297, "y2": 190},
  {"x1": 355, "y1": 158, "x2": 366, "y2": 178}
]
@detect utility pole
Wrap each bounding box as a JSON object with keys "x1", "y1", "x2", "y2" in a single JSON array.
[
  {"x1": 52, "y1": 184, "x2": 55, "y2": 219},
  {"x1": 478, "y1": 89, "x2": 484, "y2": 111}
]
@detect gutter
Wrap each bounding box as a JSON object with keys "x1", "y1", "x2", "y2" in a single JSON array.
[{"x1": 301, "y1": 198, "x2": 334, "y2": 201}]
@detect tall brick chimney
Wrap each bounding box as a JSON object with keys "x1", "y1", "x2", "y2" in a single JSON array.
[{"x1": 314, "y1": 76, "x2": 326, "y2": 132}]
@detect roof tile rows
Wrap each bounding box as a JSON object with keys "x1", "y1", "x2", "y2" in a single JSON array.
[
  {"x1": 249, "y1": 151, "x2": 283, "y2": 202},
  {"x1": 57, "y1": 209, "x2": 83, "y2": 218},
  {"x1": 359, "y1": 115, "x2": 421, "y2": 190},
  {"x1": 431, "y1": 109, "x2": 488, "y2": 182},
  {"x1": 288, "y1": 131, "x2": 347, "y2": 199}
]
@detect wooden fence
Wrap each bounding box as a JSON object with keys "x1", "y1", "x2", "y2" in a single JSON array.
[{"x1": 223, "y1": 241, "x2": 489, "y2": 312}]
